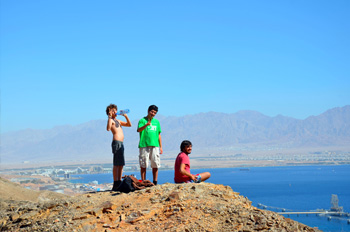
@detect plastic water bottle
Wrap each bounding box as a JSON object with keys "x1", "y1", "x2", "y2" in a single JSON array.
[{"x1": 116, "y1": 109, "x2": 130, "y2": 115}]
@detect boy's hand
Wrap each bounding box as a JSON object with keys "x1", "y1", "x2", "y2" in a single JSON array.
[{"x1": 146, "y1": 120, "x2": 151, "y2": 126}]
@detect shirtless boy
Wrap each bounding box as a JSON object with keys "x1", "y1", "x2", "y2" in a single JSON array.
[{"x1": 106, "y1": 104, "x2": 132, "y2": 191}]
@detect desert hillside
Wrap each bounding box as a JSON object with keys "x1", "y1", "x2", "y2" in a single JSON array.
[
  {"x1": 0, "y1": 177, "x2": 66, "y2": 202},
  {"x1": 0, "y1": 178, "x2": 320, "y2": 231}
]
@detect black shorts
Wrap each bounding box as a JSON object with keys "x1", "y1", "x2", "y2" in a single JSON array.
[{"x1": 112, "y1": 140, "x2": 125, "y2": 166}]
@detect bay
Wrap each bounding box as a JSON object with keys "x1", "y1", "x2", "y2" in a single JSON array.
[{"x1": 70, "y1": 165, "x2": 350, "y2": 232}]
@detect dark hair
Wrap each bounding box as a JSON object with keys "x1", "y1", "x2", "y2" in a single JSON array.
[
  {"x1": 148, "y1": 105, "x2": 158, "y2": 112},
  {"x1": 106, "y1": 104, "x2": 117, "y2": 115},
  {"x1": 180, "y1": 140, "x2": 192, "y2": 152}
]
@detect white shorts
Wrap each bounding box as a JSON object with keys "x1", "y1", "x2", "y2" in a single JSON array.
[{"x1": 139, "y1": 147, "x2": 160, "y2": 168}]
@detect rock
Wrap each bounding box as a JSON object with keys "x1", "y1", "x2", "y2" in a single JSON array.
[
  {"x1": 119, "y1": 214, "x2": 126, "y2": 221},
  {"x1": 166, "y1": 191, "x2": 181, "y2": 201},
  {"x1": 0, "y1": 182, "x2": 321, "y2": 232}
]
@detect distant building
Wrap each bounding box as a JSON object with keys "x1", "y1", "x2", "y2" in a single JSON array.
[
  {"x1": 76, "y1": 167, "x2": 84, "y2": 174},
  {"x1": 90, "y1": 180, "x2": 98, "y2": 185},
  {"x1": 57, "y1": 169, "x2": 66, "y2": 175}
]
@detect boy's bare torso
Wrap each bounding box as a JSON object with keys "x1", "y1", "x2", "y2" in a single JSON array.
[{"x1": 109, "y1": 118, "x2": 124, "y2": 141}]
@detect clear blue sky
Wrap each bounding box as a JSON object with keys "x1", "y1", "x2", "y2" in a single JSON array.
[{"x1": 1, "y1": 0, "x2": 349, "y2": 133}]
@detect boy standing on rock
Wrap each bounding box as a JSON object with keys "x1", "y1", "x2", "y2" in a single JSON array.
[
  {"x1": 137, "y1": 105, "x2": 162, "y2": 185},
  {"x1": 174, "y1": 140, "x2": 211, "y2": 183},
  {"x1": 106, "y1": 104, "x2": 132, "y2": 191}
]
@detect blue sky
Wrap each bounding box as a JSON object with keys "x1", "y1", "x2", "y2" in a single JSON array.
[{"x1": 1, "y1": 0, "x2": 349, "y2": 133}]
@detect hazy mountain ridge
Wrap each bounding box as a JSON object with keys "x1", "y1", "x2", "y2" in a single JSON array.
[{"x1": 1, "y1": 106, "x2": 349, "y2": 164}]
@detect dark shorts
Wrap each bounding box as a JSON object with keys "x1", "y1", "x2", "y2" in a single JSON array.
[{"x1": 112, "y1": 140, "x2": 125, "y2": 166}]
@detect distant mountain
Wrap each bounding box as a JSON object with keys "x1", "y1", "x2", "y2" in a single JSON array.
[{"x1": 1, "y1": 106, "x2": 349, "y2": 164}]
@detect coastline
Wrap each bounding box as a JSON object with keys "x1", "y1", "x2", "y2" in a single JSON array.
[{"x1": 1, "y1": 159, "x2": 350, "y2": 171}]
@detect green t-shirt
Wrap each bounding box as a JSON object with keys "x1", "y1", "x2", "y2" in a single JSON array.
[{"x1": 138, "y1": 117, "x2": 161, "y2": 148}]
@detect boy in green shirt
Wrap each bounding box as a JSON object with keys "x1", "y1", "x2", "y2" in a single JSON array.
[{"x1": 137, "y1": 105, "x2": 163, "y2": 185}]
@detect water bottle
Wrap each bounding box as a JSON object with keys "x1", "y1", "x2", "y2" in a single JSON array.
[{"x1": 116, "y1": 109, "x2": 130, "y2": 115}]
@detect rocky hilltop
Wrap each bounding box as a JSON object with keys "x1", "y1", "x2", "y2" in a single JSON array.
[{"x1": 0, "y1": 178, "x2": 320, "y2": 232}]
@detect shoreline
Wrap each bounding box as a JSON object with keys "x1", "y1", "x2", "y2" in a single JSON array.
[{"x1": 1, "y1": 159, "x2": 350, "y2": 172}]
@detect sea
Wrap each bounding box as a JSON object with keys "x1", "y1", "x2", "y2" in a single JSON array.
[{"x1": 69, "y1": 165, "x2": 350, "y2": 232}]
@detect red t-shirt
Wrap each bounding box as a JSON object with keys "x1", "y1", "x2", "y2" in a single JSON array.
[{"x1": 174, "y1": 152, "x2": 191, "y2": 183}]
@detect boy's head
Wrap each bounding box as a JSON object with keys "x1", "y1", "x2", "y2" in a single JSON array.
[
  {"x1": 106, "y1": 104, "x2": 117, "y2": 116},
  {"x1": 147, "y1": 105, "x2": 158, "y2": 119},
  {"x1": 180, "y1": 140, "x2": 192, "y2": 154},
  {"x1": 148, "y1": 105, "x2": 158, "y2": 112}
]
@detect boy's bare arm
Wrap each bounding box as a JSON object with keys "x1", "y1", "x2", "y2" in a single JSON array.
[
  {"x1": 137, "y1": 120, "x2": 151, "y2": 132},
  {"x1": 119, "y1": 114, "x2": 132, "y2": 127},
  {"x1": 107, "y1": 118, "x2": 114, "y2": 131},
  {"x1": 180, "y1": 163, "x2": 195, "y2": 180},
  {"x1": 159, "y1": 134, "x2": 163, "y2": 154}
]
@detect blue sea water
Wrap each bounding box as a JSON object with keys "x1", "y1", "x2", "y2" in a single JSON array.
[{"x1": 70, "y1": 165, "x2": 350, "y2": 232}]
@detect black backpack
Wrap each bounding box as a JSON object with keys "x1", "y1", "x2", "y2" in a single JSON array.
[{"x1": 117, "y1": 176, "x2": 135, "y2": 193}]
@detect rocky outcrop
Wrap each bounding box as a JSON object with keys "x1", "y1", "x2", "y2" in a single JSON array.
[{"x1": 0, "y1": 182, "x2": 320, "y2": 231}]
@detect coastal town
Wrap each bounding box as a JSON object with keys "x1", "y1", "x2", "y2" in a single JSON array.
[
  {"x1": 0, "y1": 164, "x2": 140, "y2": 196},
  {"x1": 1, "y1": 149, "x2": 349, "y2": 197}
]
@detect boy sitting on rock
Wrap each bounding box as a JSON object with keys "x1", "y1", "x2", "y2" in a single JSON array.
[{"x1": 174, "y1": 140, "x2": 211, "y2": 183}]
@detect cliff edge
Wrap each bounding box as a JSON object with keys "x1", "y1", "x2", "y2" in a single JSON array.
[{"x1": 0, "y1": 179, "x2": 320, "y2": 231}]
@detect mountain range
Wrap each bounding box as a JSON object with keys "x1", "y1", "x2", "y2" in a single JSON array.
[{"x1": 1, "y1": 105, "x2": 349, "y2": 164}]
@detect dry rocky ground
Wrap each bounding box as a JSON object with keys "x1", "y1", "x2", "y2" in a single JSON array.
[{"x1": 0, "y1": 177, "x2": 321, "y2": 232}]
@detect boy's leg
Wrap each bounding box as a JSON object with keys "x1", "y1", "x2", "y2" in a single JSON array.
[
  {"x1": 152, "y1": 168, "x2": 158, "y2": 184},
  {"x1": 112, "y1": 165, "x2": 122, "y2": 191},
  {"x1": 141, "y1": 167, "x2": 147, "y2": 180},
  {"x1": 113, "y1": 165, "x2": 118, "y2": 181},
  {"x1": 112, "y1": 141, "x2": 124, "y2": 191},
  {"x1": 199, "y1": 172, "x2": 211, "y2": 182},
  {"x1": 112, "y1": 141, "x2": 118, "y2": 182},
  {"x1": 150, "y1": 147, "x2": 160, "y2": 185},
  {"x1": 116, "y1": 165, "x2": 123, "y2": 181},
  {"x1": 139, "y1": 147, "x2": 149, "y2": 180}
]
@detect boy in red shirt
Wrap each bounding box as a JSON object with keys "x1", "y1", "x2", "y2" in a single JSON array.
[{"x1": 174, "y1": 140, "x2": 211, "y2": 183}]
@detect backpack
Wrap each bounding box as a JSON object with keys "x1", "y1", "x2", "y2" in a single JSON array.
[{"x1": 117, "y1": 176, "x2": 135, "y2": 193}]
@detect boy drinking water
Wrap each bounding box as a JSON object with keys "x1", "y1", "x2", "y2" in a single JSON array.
[{"x1": 106, "y1": 104, "x2": 132, "y2": 191}]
